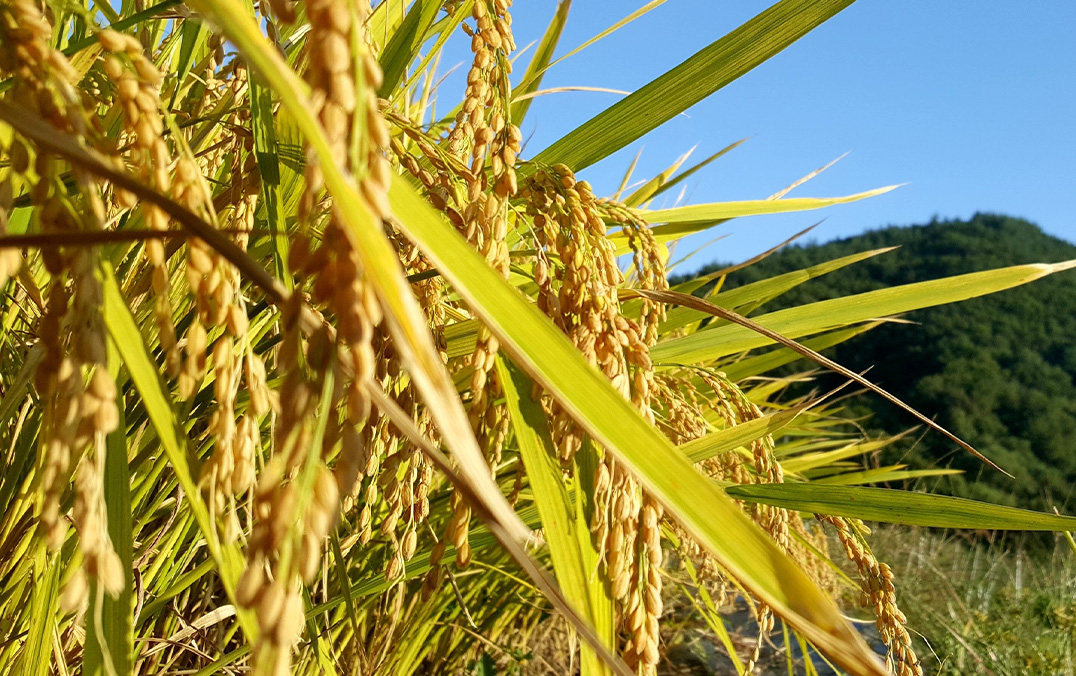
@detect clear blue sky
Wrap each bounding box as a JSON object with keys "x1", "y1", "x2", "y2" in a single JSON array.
[{"x1": 495, "y1": 1, "x2": 1076, "y2": 272}]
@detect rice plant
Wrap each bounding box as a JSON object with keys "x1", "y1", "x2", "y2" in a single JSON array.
[{"x1": 0, "y1": 2, "x2": 1073, "y2": 675}]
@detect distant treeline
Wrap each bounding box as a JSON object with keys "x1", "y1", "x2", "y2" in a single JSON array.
[{"x1": 686, "y1": 214, "x2": 1076, "y2": 511}]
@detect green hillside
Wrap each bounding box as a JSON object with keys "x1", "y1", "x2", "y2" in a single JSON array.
[{"x1": 697, "y1": 214, "x2": 1076, "y2": 510}]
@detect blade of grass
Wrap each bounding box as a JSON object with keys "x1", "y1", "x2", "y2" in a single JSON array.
[
  {"x1": 731, "y1": 327, "x2": 883, "y2": 381},
  {"x1": 1056, "y1": 508, "x2": 1076, "y2": 558},
  {"x1": 679, "y1": 555, "x2": 745, "y2": 674},
  {"x1": 572, "y1": 438, "x2": 615, "y2": 676},
  {"x1": 697, "y1": 222, "x2": 822, "y2": 281},
  {"x1": 136, "y1": 558, "x2": 215, "y2": 627},
  {"x1": 656, "y1": 237, "x2": 892, "y2": 335},
  {"x1": 368, "y1": 0, "x2": 411, "y2": 52},
  {"x1": 680, "y1": 406, "x2": 805, "y2": 464},
  {"x1": 623, "y1": 147, "x2": 694, "y2": 208},
  {"x1": 709, "y1": 248, "x2": 897, "y2": 310},
  {"x1": 651, "y1": 262, "x2": 1076, "y2": 366},
  {"x1": 530, "y1": 0, "x2": 856, "y2": 172},
  {"x1": 612, "y1": 148, "x2": 644, "y2": 202},
  {"x1": 0, "y1": 345, "x2": 42, "y2": 437},
  {"x1": 397, "y1": 1, "x2": 473, "y2": 98},
  {"x1": 640, "y1": 186, "x2": 898, "y2": 226},
  {"x1": 16, "y1": 545, "x2": 59, "y2": 676},
  {"x1": 781, "y1": 437, "x2": 901, "y2": 474},
  {"x1": 608, "y1": 187, "x2": 893, "y2": 256},
  {"x1": 727, "y1": 484, "x2": 1076, "y2": 531},
  {"x1": 498, "y1": 357, "x2": 613, "y2": 676},
  {"x1": 328, "y1": 531, "x2": 365, "y2": 667},
  {"x1": 378, "y1": 0, "x2": 442, "y2": 97},
  {"x1": 249, "y1": 74, "x2": 292, "y2": 288},
  {"x1": 168, "y1": 18, "x2": 206, "y2": 109},
  {"x1": 813, "y1": 467, "x2": 962, "y2": 486},
  {"x1": 513, "y1": 0, "x2": 668, "y2": 110},
  {"x1": 100, "y1": 264, "x2": 257, "y2": 640},
  {"x1": 84, "y1": 340, "x2": 134, "y2": 676},
  {"x1": 510, "y1": 0, "x2": 572, "y2": 124},
  {"x1": 769, "y1": 153, "x2": 849, "y2": 201},
  {"x1": 649, "y1": 138, "x2": 748, "y2": 202}
]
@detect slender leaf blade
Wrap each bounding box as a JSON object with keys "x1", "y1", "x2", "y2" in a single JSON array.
[
  {"x1": 659, "y1": 248, "x2": 897, "y2": 334},
  {"x1": 249, "y1": 74, "x2": 292, "y2": 287},
  {"x1": 84, "y1": 342, "x2": 134, "y2": 676},
  {"x1": 498, "y1": 358, "x2": 613, "y2": 676},
  {"x1": 681, "y1": 407, "x2": 804, "y2": 464},
  {"x1": 531, "y1": 0, "x2": 856, "y2": 171},
  {"x1": 720, "y1": 324, "x2": 879, "y2": 380},
  {"x1": 17, "y1": 545, "x2": 59, "y2": 676},
  {"x1": 727, "y1": 484, "x2": 1076, "y2": 530},
  {"x1": 649, "y1": 138, "x2": 748, "y2": 201},
  {"x1": 640, "y1": 187, "x2": 897, "y2": 225},
  {"x1": 378, "y1": 0, "x2": 442, "y2": 97},
  {"x1": 510, "y1": 0, "x2": 572, "y2": 123},
  {"x1": 101, "y1": 264, "x2": 256, "y2": 639},
  {"x1": 652, "y1": 262, "x2": 1076, "y2": 365},
  {"x1": 811, "y1": 467, "x2": 962, "y2": 486}
]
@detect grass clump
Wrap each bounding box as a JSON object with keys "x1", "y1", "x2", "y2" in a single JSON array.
[{"x1": 870, "y1": 528, "x2": 1076, "y2": 676}]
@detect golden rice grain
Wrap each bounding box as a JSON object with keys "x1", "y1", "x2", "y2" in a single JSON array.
[
  {"x1": 821, "y1": 514, "x2": 922, "y2": 676},
  {"x1": 1, "y1": 4, "x2": 125, "y2": 611}
]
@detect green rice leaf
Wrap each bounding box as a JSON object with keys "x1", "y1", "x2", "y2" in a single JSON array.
[
  {"x1": 659, "y1": 248, "x2": 897, "y2": 334},
  {"x1": 726, "y1": 484, "x2": 1076, "y2": 530},
  {"x1": 498, "y1": 357, "x2": 613, "y2": 676},
  {"x1": 531, "y1": 0, "x2": 856, "y2": 172},
  {"x1": 608, "y1": 187, "x2": 892, "y2": 256},
  {"x1": 168, "y1": 17, "x2": 206, "y2": 108},
  {"x1": 398, "y1": 2, "x2": 473, "y2": 97},
  {"x1": 679, "y1": 555, "x2": 745, "y2": 674},
  {"x1": 812, "y1": 467, "x2": 962, "y2": 486},
  {"x1": 640, "y1": 186, "x2": 896, "y2": 227},
  {"x1": 513, "y1": 0, "x2": 667, "y2": 109},
  {"x1": 17, "y1": 545, "x2": 58, "y2": 676},
  {"x1": 780, "y1": 438, "x2": 897, "y2": 475},
  {"x1": 680, "y1": 407, "x2": 804, "y2": 464},
  {"x1": 136, "y1": 559, "x2": 215, "y2": 627},
  {"x1": 510, "y1": 0, "x2": 572, "y2": 124},
  {"x1": 368, "y1": 0, "x2": 411, "y2": 52},
  {"x1": 720, "y1": 324, "x2": 879, "y2": 381},
  {"x1": 378, "y1": 0, "x2": 443, "y2": 97},
  {"x1": 648, "y1": 138, "x2": 748, "y2": 202},
  {"x1": 623, "y1": 148, "x2": 694, "y2": 208},
  {"x1": 652, "y1": 261, "x2": 1076, "y2": 365},
  {"x1": 83, "y1": 341, "x2": 134, "y2": 676},
  {"x1": 249, "y1": 74, "x2": 292, "y2": 287},
  {"x1": 101, "y1": 264, "x2": 257, "y2": 640}
]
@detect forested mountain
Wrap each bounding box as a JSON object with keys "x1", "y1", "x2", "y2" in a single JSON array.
[{"x1": 697, "y1": 214, "x2": 1076, "y2": 510}]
